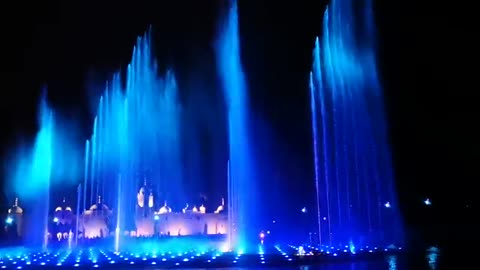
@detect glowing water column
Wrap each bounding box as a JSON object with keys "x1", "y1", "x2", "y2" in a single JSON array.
[
  {"x1": 310, "y1": 0, "x2": 403, "y2": 247},
  {"x1": 216, "y1": 0, "x2": 258, "y2": 251},
  {"x1": 82, "y1": 29, "x2": 183, "y2": 236},
  {"x1": 9, "y1": 94, "x2": 54, "y2": 248}
]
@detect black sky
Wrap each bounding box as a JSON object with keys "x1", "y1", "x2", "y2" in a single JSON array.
[{"x1": 0, "y1": 0, "x2": 477, "y2": 230}]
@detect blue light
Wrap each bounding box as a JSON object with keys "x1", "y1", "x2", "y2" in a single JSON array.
[
  {"x1": 309, "y1": 0, "x2": 404, "y2": 247},
  {"x1": 216, "y1": 0, "x2": 258, "y2": 248},
  {"x1": 424, "y1": 198, "x2": 432, "y2": 205},
  {"x1": 0, "y1": 0, "x2": 408, "y2": 260}
]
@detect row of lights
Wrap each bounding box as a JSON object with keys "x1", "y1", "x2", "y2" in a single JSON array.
[
  {"x1": 299, "y1": 198, "x2": 433, "y2": 214},
  {"x1": 7, "y1": 213, "x2": 173, "y2": 226},
  {"x1": 291, "y1": 244, "x2": 402, "y2": 257},
  {"x1": 0, "y1": 244, "x2": 407, "y2": 269},
  {"x1": 0, "y1": 246, "x2": 306, "y2": 269},
  {"x1": 6, "y1": 217, "x2": 62, "y2": 226},
  {"x1": 8, "y1": 199, "x2": 436, "y2": 225},
  {"x1": 6, "y1": 199, "x2": 435, "y2": 226},
  {"x1": 385, "y1": 198, "x2": 431, "y2": 208}
]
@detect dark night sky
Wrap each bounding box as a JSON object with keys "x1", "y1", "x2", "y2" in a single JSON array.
[{"x1": 0, "y1": 0, "x2": 477, "y2": 230}]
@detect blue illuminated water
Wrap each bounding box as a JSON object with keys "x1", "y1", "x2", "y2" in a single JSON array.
[
  {"x1": 2, "y1": 0, "x2": 408, "y2": 257},
  {"x1": 82, "y1": 30, "x2": 183, "y2": 237},
  {"x1": 216, "y1": 0, "x2": 258, "y2": 251},
  {"x1": 310, "y1": 0, "x2": 403, "y2": 247},
  {"x1": 22, "y1": 97, "x2": 53, "y2": 248},
  {"x1": 5, "y1": 92, "x2": 82, "y2": 247}
]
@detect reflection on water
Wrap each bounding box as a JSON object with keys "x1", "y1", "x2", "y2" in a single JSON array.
[
  {"x1": 387, "y1": 255, "x2": 397, "y2": 269},
  {"x1": 426, "y1": 247, "x2": 440, "y2": 270},
  {"x1": 130, "y1": 247, "x2": 440, "y2": 270}
]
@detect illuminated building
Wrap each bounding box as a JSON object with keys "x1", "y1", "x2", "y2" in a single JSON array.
[{"x1": 74, "y1": 178, "x2": 228, "y2": 239}]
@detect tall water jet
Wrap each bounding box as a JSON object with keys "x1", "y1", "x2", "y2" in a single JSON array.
[
  {"x1": 83, "y1": 140, "x2": 90, "y2": 212},
  {"x1": 83, "y1": 29, "x2": 182, "y2": 240},
  {"x1": 75, "y1": 183, "x2": 81, "y2": 246},
  {"x1": 6, "y1": 94, "x2": 53, "y2": 247},
  {"x1": 310, "y1": 70, "x2": 328, "y2": 245},
  {"x1": 310, "y1": 0, "x2": 403, "y2": 247},
  {"x1": 90, "y1": 117, "x2": 97, "y2": 206},
  {"x1": 216, "y1": 0, "x2": 257, "y2": 251},
  {"x1": 4, "y1": 88, "x2": 82, "y2": 248},
  {"x1": 115, "y1": 174, "x2": 122, "y2": 253},
  {"x1": 311, "y1": 38, "x2": 333, "y2": 245}
]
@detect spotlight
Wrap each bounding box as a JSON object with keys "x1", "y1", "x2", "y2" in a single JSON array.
[
  {"x1": 384, "y1": 202, "x2": 391, "y2": 208},
  {"x1": 301, "y1": 207, "x2": 307, "y2": 213},
  {"x1": 259, "y1": 232, "x2": 265, "y2": 239},
  {"x1": 5, "y1": 217, "x2": 13, "y2": 225},
  {"x1": 424, "y1": 198, "x2": 431, "y2": 206},
  {"x1": 297, "y1": 246, "x2": 306, "y2": 256},
  {"x1": 154, "y1": 215, "x2": 160, "y2": 220},
  {"x1": 53, "y1": 217, "x2": 59, "y2": 223}
]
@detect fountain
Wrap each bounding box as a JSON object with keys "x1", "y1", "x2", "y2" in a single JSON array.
[
  {"x1": 216, "y1": 0, "x2": 259, "y2": 252},
  {"x1": 4, "y1": 27, "x2": 233, "y2": 255},
  {"x1": 4, "y1": 91, "x2": 83, "y2": 247},
  {"x1": 309, "y1": 0, "x2": 403, "y2": 247},
  {"x1": 0, "y1": 2, "x2": 408, "y2": 269},
  {"x1": 81, "y1": 29, "x2": 183, "y2": 245}
]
